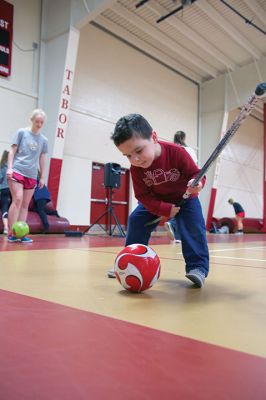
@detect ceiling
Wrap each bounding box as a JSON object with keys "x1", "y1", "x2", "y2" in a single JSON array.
[{"x1": 92, "y1": 0, "x2": 266, "y2": 118}]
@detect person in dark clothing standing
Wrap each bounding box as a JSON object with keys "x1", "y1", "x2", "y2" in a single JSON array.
[
  {"x1": 34, "y1": 183, "x2": 60, "y2": 233},
  {"x1": 0, "y1": 150, "x2": 12, "y2": 234},
  {"x1": 228, "y1": 198, "x2": 245, "y2": 235}
]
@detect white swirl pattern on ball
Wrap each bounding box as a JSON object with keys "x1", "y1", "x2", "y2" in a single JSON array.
[{"x1": 115, "y1": 259, "x2": 143, "y2": 289}]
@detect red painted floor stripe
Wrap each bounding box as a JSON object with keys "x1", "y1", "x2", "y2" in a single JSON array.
[
  {"x1": 0, "y1": 234, "x2": 170, "y2": 251},
  {"x1": 0, "y1": 289, "x2": 266, "y2": 400},
  {"x1": 1, "y1": 233, "x2": 265, "y2": 252}
]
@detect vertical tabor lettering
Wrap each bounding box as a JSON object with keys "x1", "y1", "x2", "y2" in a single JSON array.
[{"x1": 57, "y1": 127, "x2": 64, "y2": 138}]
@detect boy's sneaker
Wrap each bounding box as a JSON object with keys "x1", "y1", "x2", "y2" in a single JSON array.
[
  {"x1": 7, "y1": 235, "x2": 20, "y2": 242},
  {"x1": 164, "y1": 221, "x2": 175, "y2": 240},
  {"x1": 186, "y1": 269, "x2": 206, "y2": 288},
  {"x1": 21, "y1": 236, "x2": 33, "y2": 244},
  {"x1": 3, "y1": 228, "x2": 8, "y2": 235},
  {"x1": 107, "y1": 269, "x2": 116, "y2": 278}
]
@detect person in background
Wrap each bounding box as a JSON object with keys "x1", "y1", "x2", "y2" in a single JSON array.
[
  {"x1": 228, "y1": 198, "x2": 245, "y2": 235},
  {"x1": 165, "y1": 131, "x2": 198, "y2": 243},
  {"x1": 0, "y1": 150, "x2": 12, "y2": 235},
  {"x1": 33, "y1": 175, "x2": 60, "y2": 233},
  {"x1": 7, "y1": 109, "x2": 48, "y2": 243},
  {"x1": 173, "y1": 131, "x2": 198, "y2": 163},
  {"x1": 209, "y1": 221, "x2": 229, "y2": 234}
]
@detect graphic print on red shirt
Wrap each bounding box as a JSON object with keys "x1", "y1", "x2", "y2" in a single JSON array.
[{"x1": 143, "y1": 168, "x2": 181, "y2": 187}]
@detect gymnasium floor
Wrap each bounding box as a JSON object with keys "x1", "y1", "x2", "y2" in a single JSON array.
[{"x1": 0, "y1": 232, "x2": 266, "y2": 400}]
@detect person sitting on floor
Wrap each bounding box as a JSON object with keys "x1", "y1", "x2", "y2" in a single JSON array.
[{"x1": 34, "y1": 180, "x2": 60, "y2": 233}]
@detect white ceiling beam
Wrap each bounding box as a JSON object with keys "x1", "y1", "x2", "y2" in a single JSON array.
[
  {"x1": 254, "y1": 103, "x2": 263, "y2": 113},
  {"x1": 73, "y1": 0, "x2": 117, "y2": 29},
  {"x1": 251, "y1": 104, "x2": 263, "y2": 121},
  {"x1": 196, "y1": 0, "x2": 261, "y2": 60},
  {"x1": 242, "y1": 0, "x2": 266, "y2": 29},
  {"x1": 111, "y1": 3, "x2": 218, "y2": 78},
  {"x1": 95, "y1": 15, "x2": 202, "y2": 83},
  {"x1": 147, "y1": 2, "x2": 235, "y2": 71}
]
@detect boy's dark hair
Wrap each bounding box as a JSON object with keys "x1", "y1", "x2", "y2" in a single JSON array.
[
  {"x1": 111, "y1": 114, "x2": 153, "y2": 146},
  {"x1": 174, "y1": 131, "x2": 187, "y2": 146}
]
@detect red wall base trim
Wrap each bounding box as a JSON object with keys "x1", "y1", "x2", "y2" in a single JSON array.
[
  {"x1": 48, "y1": 158, "x2": 63, "y2": 208},
  {"x1": 206, "y1": 188, "x2": 217, "y2": 230}
]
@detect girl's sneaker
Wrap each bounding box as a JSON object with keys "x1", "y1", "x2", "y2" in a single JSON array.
[
  {"x1": 21, "y1": 236, "x2": 33, "y2": 244},
  {"x1": 164, "y1": 221, "x2": 175, "y2": 240},
  {"x1": 8, "y1": 235, "x2": 20, "y2": 242},
  {"x1": 3, "y1": 228, "x2": 8, "y2": 235}
]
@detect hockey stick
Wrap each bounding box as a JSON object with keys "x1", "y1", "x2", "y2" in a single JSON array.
[{"x1": 145, "y1": 82, "x2": 266, "y2": 226}]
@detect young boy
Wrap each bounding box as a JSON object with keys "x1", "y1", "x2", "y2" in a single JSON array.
[{"x1": 108, "y1": 114, "x2": 209, "y2": 288}]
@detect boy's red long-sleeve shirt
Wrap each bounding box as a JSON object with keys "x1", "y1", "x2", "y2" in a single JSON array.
[{"x1": 130, "y1": 140, "x2": 205, "y2": 218}]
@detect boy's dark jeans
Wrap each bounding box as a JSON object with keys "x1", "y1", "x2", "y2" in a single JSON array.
[{"x1": 126, "y1": 197, "x2": 209, "y2": 277}]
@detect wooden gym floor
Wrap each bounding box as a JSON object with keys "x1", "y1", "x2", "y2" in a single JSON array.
[{"x1": 0, "y1": 233, "x2": 266, "y2": 399}]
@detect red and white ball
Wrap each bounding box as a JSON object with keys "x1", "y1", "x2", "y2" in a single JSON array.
[{"x1": 114, "y1": 244, "x2": 161, "y2": 293}]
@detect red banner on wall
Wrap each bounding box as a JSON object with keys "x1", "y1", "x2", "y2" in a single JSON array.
[{"x1": 0, "y1": 0, "x2": 13, "y2": 77}]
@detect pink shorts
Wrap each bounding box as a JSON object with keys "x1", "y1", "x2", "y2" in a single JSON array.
[
  {"x1": 236, "y1": 211, "x2": 245, "y2": 218},
  {"x1": 12, "y1": 172, "x2": 37, "y2": 190}
]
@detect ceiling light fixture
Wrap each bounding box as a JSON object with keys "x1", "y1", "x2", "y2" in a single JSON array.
[{"x1": 157, "y1": 0, "x2": 197, "y2": 24}]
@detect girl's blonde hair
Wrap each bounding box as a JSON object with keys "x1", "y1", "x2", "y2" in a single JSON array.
[
  {"x1": 30, "y1": 109, "x2": 47, "y2": 121},
  {"x1": 0, "y1": 150, "x2": 9, "y2": 167}
]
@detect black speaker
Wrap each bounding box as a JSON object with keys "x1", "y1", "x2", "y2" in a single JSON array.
[{"x1": 104, "y1": 163, "x2": 121, "y2": 188}]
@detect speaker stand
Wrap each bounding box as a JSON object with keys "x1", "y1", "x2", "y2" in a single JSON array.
[{"x1": 85, "y1": 188, "x2": 126, "y2": 237}]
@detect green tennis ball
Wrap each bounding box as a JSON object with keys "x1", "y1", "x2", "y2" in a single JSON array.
[{"x1": 12, "y1": 221, "x2": 30, "y2": 238}]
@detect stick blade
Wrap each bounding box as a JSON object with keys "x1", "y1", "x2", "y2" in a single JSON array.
[{"x1": 144, "y1": 217, "x2": 162, "y2": 227}]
